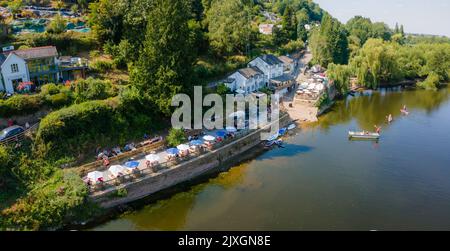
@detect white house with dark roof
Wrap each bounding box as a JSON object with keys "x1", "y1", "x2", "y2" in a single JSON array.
[
  {"x1": 227, "y1": 67, "x2": 267, "y2": 95},
  {"x1": 0, "y1": 46, "x2": 88, "y2": 93},
  {"x1": 248, "y1": 54, "x2": 284, "y2": 80}
]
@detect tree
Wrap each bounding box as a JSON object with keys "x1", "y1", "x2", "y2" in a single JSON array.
[
  {"x1": 310, "y1": 13, "x2": 349, "y2": 66},
  {"x1": 327, "y1": 63, "x2": 353, "y2": 95},
  {"x1": 281, "y1": 5, "x2": 297, "y2": 41},
  {"x1": 205, "y1": 0, "x2": 251, "y2": 56},
  {"x1": 130, "y1": 0, "x2": 196, "y2": 116},
  {"x1": 46, "y1": 14, "x2": 67, "y2": 34},
  {"x1": 88, "y1": 0, "x2": 126, "y2": 44},
  {"x1": 167, "y1": 128, "x2": 186, "y2": 147},
  {"x1": 296, "y1": 9, "x2": 309, "y2": 42},
  {"x1": 9, "y1": 0, "x2": 23, "y2": 17},
  {"x1": 350, "y1": 39, "x2": 403, "y2": 89}
]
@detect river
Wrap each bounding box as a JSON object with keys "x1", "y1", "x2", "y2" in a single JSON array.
[{"x1": 93, "y1": 86, "x2": 450, "y2": 230}]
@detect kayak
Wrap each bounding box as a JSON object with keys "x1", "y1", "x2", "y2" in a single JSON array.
[
  {"x1": 287, "y1": 124, "x2": 296, "y2": 130},
  {"x1": 348, "y1": 131, "x2": 380, "y2": 140}
]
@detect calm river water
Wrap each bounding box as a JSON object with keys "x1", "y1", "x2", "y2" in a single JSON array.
[{"x1": 93, "y1": 86, "x2": 450, "y2": 230}]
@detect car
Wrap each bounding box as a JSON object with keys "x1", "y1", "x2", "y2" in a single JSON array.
[{"x1": 0, "y1": 125, "x2": 25, "y2": 141}]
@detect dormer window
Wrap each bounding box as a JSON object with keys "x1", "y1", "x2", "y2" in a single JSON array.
[{"x1": 11, "y1": 63, "x2": 19, "y2": 73}]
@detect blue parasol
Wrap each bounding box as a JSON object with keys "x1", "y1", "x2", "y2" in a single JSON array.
[
  {"x1": 124, "y1": 161, "x2": 139, "y2": 169},
  {"x1": 166, "y1": 148, "x2": 179, "y2": 155},
  {"x1": 216, "y1": 130, "x2": 227, "y2": 137},
  {"x1": 190, "y1": 140, "x2": 203, "y2": 146}
]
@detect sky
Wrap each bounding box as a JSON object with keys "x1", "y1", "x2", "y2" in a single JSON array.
[{"x1": 313, "y1": 0, "x2": 450, "y2": 37}]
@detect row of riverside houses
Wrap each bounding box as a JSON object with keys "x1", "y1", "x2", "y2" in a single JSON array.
[
  {"x1": 0, "y1": 46, "x2": 88, "y2": 94},
  {"x1": 223, "y1": 54, "x2": 298, "y2": 96}
]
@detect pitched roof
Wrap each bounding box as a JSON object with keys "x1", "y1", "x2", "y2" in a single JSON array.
[
  {"x1": 278, "y1": 55, "x2": 294, "y2": 65},
  {"x1": 0, "y1": 54, "x2": 6, "y2": 66},
  {"x1": 7, "y1": 46, "x2": 58, "y2": 60},
  {"x1": 259, "y1": 54, "x2": 283, "y2": 66},
  {"x1": 238, "y1": 67, "x2": 264, "y2": 79}
]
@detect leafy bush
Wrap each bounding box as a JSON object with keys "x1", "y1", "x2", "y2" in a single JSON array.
[
  {"x1": 0, "y1": 170, "x2": 89, "y2": 230},
  {"x1": 46, "y1": 92, "x2": 72, "y2": 108},
  {"x1": 417, "y1": 72, "x2": 440, "y2": 90},
  {"x1": 0, "y1": 94, "x2": 44, "y2": 117},
  {"x1": 40, "y1": 84, "x2": 60, "y2": 96},
  {"x1": 167, "y1": 128, "x2": 186, "y2": 147},
  {"x1": 73, "y1": 77, "x2": 116, "y2": 104},
  {"x1": 34, "y1": 95, "x2": 156, "y2": 160},
  {"x1": 89, "y1": 59, "x2": 114, "y2": 73}
]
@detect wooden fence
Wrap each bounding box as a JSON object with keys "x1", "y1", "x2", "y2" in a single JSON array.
[{"x1": 75, "y1": 139, "x2": 167, "y2": 176}]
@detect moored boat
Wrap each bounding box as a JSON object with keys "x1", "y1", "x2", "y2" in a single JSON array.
[{"x1": 348, "y1": 131, "x2": 380, "y2": 140}]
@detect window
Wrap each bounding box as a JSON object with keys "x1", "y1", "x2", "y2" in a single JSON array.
[{"x1": 11, "y1": 64, "x2": 19, "y2": 73}]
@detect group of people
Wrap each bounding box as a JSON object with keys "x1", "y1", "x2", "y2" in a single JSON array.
[{"x1": 374, "y1": 105, "x2": 410, "y2": 135}]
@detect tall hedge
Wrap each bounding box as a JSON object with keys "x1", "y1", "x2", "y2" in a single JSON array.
[{"x1": 34, "y1": 96, "x2": 155, "y2": 160}]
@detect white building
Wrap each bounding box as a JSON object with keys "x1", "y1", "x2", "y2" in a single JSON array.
[
  {"x1": 227, "y1": 67, "x2": 266, "y2": 95},
  {"x1": 0, "y1": 46, "x2": 88, "y2": 94},
  {"x1": 259, "y1": 24, "x2": 274, "y2": 35},
  {"x1": 248, "y1": 54, "x2": 284, "y2": 80},
  {"x1": 278, "y1": 55, "x2": 296, "y2": 75},
  {"x1": 0, "y1": 53, "x2": 30, "y2": 93}
]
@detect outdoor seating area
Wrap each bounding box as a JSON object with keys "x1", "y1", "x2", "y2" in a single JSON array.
[
  {"x1": 84, "y1": 126, "x2": 249, "y2": 193},
  {"x1": 295, "y1": 71, "x2": 329, "y2": 101}
]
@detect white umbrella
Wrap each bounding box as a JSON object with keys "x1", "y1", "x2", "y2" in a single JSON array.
[
  {"x1": 108, "y1": 165, "x2": 127, "y2": 177},
  {"x1": 145, "y1": 154, "x2": 160, "y2": 162},
  {"x1": 307, "y1": 83, "x2": 316, "y2": 90},
  {"x1": 203, "y1": 135, "x2": 216, "y2": 141},
  {"x1": 177, "y1": 144, "x2": 190, "y2": 151},
  {"x1": 300, "y1": 82, "x2": 309, "y2": 88},
  {"x1": 226, "y1": 126, "x2": 237, "y2": 132},
  {"x1": 87, "y1": 171, "x2": 107, "y2": 183},
  {"x1": 316, "y1": 84, "x2": 324, "y2": 91}
]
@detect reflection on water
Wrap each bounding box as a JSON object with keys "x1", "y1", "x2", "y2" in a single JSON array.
[{"x1": 94, "y1": 86, "x2": 450, "y2": 231}]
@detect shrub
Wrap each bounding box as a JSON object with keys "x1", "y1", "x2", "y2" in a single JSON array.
[
  {"x1": 167, "y1": 128, "x2": 186, "y2": 147},
  {"x1": 0, "y1": 94, "x2": 44, "y2": 117},
  {"x1": 73, "y1": 77, "x2": 116, "y2": 104},
  {"x1": 46, "y1": 92, "x2": 72, "y2": 108},
  {"x1": 417, "y1": 72, "x2": 440, "y2": 90},
  {"x1": 0, "y1": 170, "x2": 89, "y2": 230},
  {"x1": 40, "y1": 83, "x2": 60, "y2": 96},
  {"x1": 89, "y1": 59, "x2": 114, "y2": 73},
  {"x1": 34, "y1": 96, "x2": 155, "y2": 160}
]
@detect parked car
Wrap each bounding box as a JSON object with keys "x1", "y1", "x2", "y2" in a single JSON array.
[{"x1": 0, "y1": 125, "x2": 25, "y2": 141}]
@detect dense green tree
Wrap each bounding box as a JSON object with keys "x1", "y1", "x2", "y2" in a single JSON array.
[
  {"x1": 88, "y1": 0, "x2": 127, "y2": 44},
  {"x1": 296, "y1": 9, "x2": 309, "y2": 42},
  {"x1": 167, "y1": 128, "x2": 187, "y2": 147},
  {"x1": 281, "y1": 5, "x2": 297, "y2": 41},
  {"x1": 350, "y1": 39, "x2": 403, "y2": 88},
  {"x1": 327, "y1": 63, "x2": 353, "y2": 95},
  {"x1": 46, "y1": 14, "x2": 67, "y2": 34},
  {"x1": 205, "y1": 0, "x2": 251, "y2": 56},
  {"x1": 310, "y1": 13, "x2": 349, "y2": 66},
  {"x1": 130, "y1": 0, "x2": 196, "y2": 116}
]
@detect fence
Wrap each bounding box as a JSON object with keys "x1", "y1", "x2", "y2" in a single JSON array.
[
  {"x1": 0, "y1": 123, "x2": 39, "y2": 146},
  {"x1": 87, "y1": 126, "x2": 265, "y2": 193},
  {"x1": 76, "y1": 139, "x2": 167, "y2": 177}
]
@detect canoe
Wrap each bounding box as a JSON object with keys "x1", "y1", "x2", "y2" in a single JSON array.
[{"x1": 348, "y1": 131, "x2": 380, "y2": 140}]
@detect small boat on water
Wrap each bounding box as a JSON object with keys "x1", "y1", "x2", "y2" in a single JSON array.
[
  {"x1": 400, "y1": 109, "x2": 409, "y2": 115},
  {"x1": 264, "y1": 139, "x2": 283, "y2": 148},
  {"x1": 287, "y1": 124, "x2": 296, "y2": 130},
  {"x1": 348, "y1": 131, "x2": 380, "y2": 140}
]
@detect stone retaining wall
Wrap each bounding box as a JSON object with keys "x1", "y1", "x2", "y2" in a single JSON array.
[{"x1": 90, "y1": 114, "x2": 291, "y2": 209}]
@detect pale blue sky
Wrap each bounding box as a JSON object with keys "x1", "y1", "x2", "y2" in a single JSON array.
[{"x1": 313, "y1": 0, "x2": 450, "y2": 37}]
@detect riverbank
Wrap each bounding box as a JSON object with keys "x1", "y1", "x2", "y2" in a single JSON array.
[
  {"x1": 91, "y1": 86, "x2": 450, "y2": 231},
  {"x1": 68, "y1": 114, "x2": 292, "y2": 229}
]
